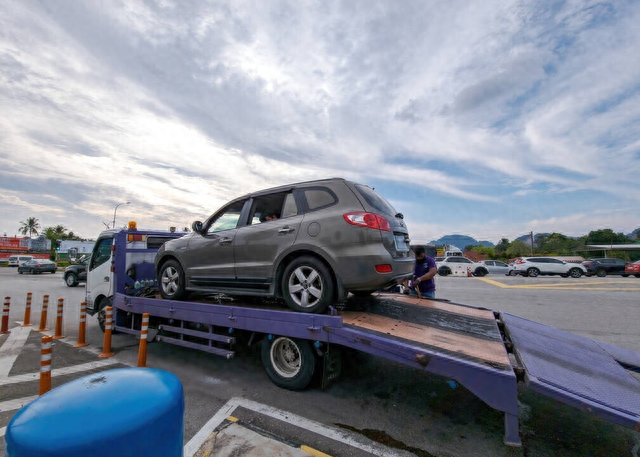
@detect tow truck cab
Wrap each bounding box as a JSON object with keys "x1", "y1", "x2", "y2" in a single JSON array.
[{"x1": 85, "y1": 224, "x2": 185, "y2": 316}]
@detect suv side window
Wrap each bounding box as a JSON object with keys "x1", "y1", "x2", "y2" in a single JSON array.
[
  {"x1": 248, "y1": 192, "x2": 296, "y2": 225},
  {"x1": 207, "y1": 200, "x2": 246, "y2": 233},
  {"x1": 90, "y1": 238, "x2": 112, "y2": 271},
  {"x1": 303, "y1": 188, "x2": 337, "y2": 211}
]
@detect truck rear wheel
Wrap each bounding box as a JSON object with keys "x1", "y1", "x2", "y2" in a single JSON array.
[{"x1": 261, "y1": 336, "x2": 315, "y2": 391}]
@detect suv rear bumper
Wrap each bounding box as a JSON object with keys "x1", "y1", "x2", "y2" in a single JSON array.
[{"x1": 327, "y1": 244, "x2": 415, "y2": 290}]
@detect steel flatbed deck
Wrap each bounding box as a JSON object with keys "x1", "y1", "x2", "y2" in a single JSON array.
[{"x1": 109, "y1": 229, "x2": 640, "y2": 446}]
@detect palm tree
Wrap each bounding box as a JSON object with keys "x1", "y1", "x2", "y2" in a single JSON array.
[{"x1": 19, "y1": 217, "x2": 40, "y2": 238}]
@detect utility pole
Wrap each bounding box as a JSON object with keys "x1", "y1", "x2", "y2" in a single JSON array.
[{"x1": 530, "y1": 231, "x2": 534, "y2": 256}]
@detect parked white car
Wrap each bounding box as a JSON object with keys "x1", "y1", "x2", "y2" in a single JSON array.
[
  {"x1": 513, "y1": 257, "x2": 587, "y2": 278},
  {"x1": 7, "y1": 255, "x2": 34, "y2": 267},
  {"x1": 436, "y1": 256, "x2": 489, "y2": 277}
]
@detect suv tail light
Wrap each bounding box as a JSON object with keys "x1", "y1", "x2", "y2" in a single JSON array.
[{"x1": 343, "y1": 212, "x2": 391, "y2": 232}]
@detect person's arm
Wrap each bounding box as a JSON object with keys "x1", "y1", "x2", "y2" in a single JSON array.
[{"x1": 414, "y1": 266, "x2": 436, "y2": 285}]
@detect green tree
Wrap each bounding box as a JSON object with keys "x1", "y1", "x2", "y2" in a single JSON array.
[
  {"x1": 19, "y1": 217, "x2": 40, "y2": 238},
  {"x1": 505, "y1": 241, "x2": 530, "y2": 259},
  {"x1": 469, "y1": 245, "x2": 496, "y2": 258},
  {"x1": 537, "y1": 232, "x2": 579, "y2": 255},
  {"x1": 495, "y1": 238, "x2": 510, "y2": 255},
  {"x1": 584, "y1": 229, "x2": 628, "y2": 245}
]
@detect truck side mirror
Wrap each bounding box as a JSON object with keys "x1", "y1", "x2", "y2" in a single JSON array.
[{"x1": 191, "y1": 221, "x2": 203, "y2": 233}]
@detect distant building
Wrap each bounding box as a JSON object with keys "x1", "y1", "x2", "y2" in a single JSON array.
[{"x1": 59, "y1": 240, "x2": 95, "y2": 255}]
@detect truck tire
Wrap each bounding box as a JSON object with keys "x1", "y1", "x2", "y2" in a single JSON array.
[
  {"x1": 282, "y1": 256, "x2": 333, "y2": 314},
  {"x1": 96, "y1": 297, "x2": 111, "y2": 333},
  {"x1": 261, "y1": 336, "x2": 315, "y2": 391},
  {"x1": 158, "y1": 259, "x2": 188, "y2": 301},
  {"x1": 65, "y1": 273, "x2": 78, "y2": 287}
]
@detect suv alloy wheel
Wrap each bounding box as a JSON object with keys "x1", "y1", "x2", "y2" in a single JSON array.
[{"x1": 282, "y1": 256, "x2": 334, "y2": 314}]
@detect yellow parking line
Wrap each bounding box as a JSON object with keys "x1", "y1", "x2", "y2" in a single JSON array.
[
  {"x1": 476, "y1": 278, "x2": 511, "y2": 288},
  {"x1": 475, "y1": 278, "x2": 640, "y2": 291},
  {"x1": 301, "y1": 445, "x2": 333, "y2": 457}
]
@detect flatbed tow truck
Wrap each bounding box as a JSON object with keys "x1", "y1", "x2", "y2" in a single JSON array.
[{"x1": 99, "y1": 228, "x2": 640, "y2": 446}]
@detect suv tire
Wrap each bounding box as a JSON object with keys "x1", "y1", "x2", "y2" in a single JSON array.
[
  {"x1": 474, "y1": 268, "x2": 488, "y2": 277},
  {"x1": 569, "y1": 268, "x2": 583, "y2": 278},
  {"x1": 282, "y1": 256, "x2": 334, "y2": 314},
  {"x1": 527, "y1": 268, "x2": 540, "y2": 277},
  {"x1": 158, "y1": 260, "x2": 188, "y2": 301},
  {"x1": 595, "y1": 268, "x2": 607, "y2": 277},
  {"x1": 438, "y1": 267, "x2": 451, "y2": 276}
]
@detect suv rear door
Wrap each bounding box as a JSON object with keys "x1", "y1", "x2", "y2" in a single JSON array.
[{"x1": 233, "y1": 191, "x2": 302, "y2": 291}]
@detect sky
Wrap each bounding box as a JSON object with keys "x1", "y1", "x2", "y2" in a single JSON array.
[{"x1": 1, "y1": 0, "x2": 639, "y2": 244}]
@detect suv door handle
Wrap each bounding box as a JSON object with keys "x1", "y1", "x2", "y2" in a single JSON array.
[
  {"x1": 219, "y1": 237, "x2": 233, "y2": 245},
  {"x1": 278, "y1": 227, "x2": 295, "y2": 234}
]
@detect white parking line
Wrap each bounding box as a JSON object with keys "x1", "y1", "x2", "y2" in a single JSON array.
[
  {"x1": 0, "y1": 326, "x2": 32, "y2": 378},
  {"x1": 184, "y1": 397, "x2": 411, "y2": 457},
  {"x1": 0, "y1": 359, "x2": 119, "y2": 386},
  {"x1": 0, "y1": 395, "x2": 38, "y2": 413}
]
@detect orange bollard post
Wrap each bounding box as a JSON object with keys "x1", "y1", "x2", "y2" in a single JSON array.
[
  {"x1": 38, "y1": 295, "x2": 49, "y2": 332},
  {"x1": 137, "y1": 313, "x2": 150, "y2": 367},
  {"x1": 22, "y1": 292, "x2": 33, "y2": 327},
  {"x1": 74, "y1": 301, "x2": 89, "y2": 348},
  {"x1": 53, "y1": 298, "x2": 65, "y2": 339},
  {"x1": 39, "y1": 335, "x2": 53, "y2": 395},
  {"x1": 1, "y1": 297, "x2": 10, "y2": 334},
  {"x1": 99, "y1": 306, "x2": 115, "y2": 358}
]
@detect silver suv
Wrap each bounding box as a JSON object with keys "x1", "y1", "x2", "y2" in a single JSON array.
[
  {"x1": 155, "y1": 178, "x2": 413, "y2": 313},
  {"x1": 513, "y1": 257, "x2": 587, "y2": 278}
]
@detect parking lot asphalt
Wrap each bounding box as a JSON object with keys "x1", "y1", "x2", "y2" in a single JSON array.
[{"x1": 1, "y1": 269, "x2": 639, "y2": 457}]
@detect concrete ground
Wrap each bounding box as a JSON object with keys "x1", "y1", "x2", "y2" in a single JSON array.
[{"x1": 1, "y1": 269, "x2": 639, "y2": 456}]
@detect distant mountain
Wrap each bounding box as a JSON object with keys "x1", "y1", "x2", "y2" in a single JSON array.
[
  {"x1": 514, "y1": 233, "x2": 549, "y2": 246},
  {"x1": 627, "y1": 228, "x2": 640, "y2": 240},
  {"x1": 429, "y1": 234, "x2": 495, "y2": 250}
]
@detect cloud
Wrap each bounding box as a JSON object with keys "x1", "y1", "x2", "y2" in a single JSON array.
[{"x1": 0, "y1": 0, "x2": 639, "y2": 241}]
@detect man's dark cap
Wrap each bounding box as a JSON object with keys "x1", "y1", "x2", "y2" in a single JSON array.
[{"x1": 414, "y1": 245, "x2": 425, "y2": 256}]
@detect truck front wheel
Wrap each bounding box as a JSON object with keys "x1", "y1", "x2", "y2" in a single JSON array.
[
  {"x1": 261, "y1": 336, "x2": 315, "y2": 391},
  {"x1": 96, "y1": 297, "x2": 112, "y2": 333}
]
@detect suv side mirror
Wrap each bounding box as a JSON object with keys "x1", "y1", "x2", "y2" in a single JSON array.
[{"x1": 191, "y1": 221, "x2": 203, "y2": 233}]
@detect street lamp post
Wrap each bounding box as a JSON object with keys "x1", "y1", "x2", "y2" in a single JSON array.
[{"x1": 112, "y1": 202, "x2": 131, "y2": 229}]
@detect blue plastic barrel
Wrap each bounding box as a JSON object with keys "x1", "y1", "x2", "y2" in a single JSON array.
[{"x1": 5, "y1": 368, "x2": 184, "y2": 457}]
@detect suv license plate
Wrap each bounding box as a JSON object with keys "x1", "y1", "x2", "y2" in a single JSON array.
[{"x1": 394, "y1": 235, "x2": 409, "y2": 252}]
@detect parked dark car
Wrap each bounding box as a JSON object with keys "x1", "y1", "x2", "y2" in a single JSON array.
[
  {"x1": 155, "y1": 178, "x2": 414, "y2": 314},
  {"x1": 64, "y1": 256, "x2": 89, "y2": 287},
  {"x1": 18, "y1": 259, "x2": 57, "y2": 274},
  {"x1": 582, "y1": 258, "x2": 629, "y2": 277}
]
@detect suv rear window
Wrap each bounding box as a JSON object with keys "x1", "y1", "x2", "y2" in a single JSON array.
[{"x1": 355, "y1": 184, "x2": 397, "y2": 216}]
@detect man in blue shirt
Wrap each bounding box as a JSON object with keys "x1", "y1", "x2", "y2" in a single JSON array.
[{"x1": 410, "y1": 245, "x2": 437, "y2": 299}]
